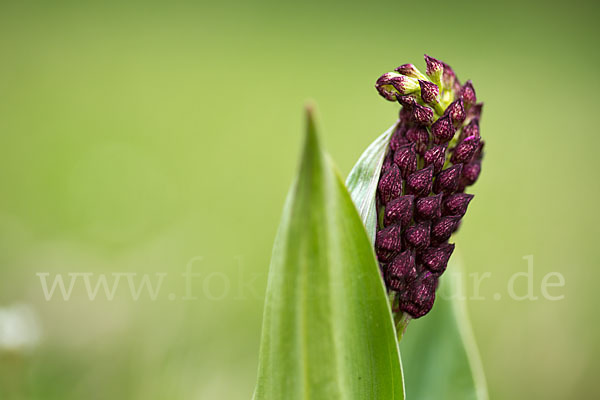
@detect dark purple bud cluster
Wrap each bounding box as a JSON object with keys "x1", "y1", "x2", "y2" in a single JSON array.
[{"x1": 374, "y1": 55, "x2": 484, "y2": 318}]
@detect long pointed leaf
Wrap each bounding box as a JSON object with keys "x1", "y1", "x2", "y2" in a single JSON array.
[{"x1": 254, "y1": 111, "x2": 404, "y2": 400}]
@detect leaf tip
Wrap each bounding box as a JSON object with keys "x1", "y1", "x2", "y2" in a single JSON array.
[
  {"x1": 304, "y1": 101, "x2": 318, "y2": 137},
  {"x1": 301, "y1": 102, "x2": 322, "y2": 163}
]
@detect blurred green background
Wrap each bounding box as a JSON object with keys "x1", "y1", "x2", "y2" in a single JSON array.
[{"x1": 0, "y1": 0, "x2": 598, "y2": 398}]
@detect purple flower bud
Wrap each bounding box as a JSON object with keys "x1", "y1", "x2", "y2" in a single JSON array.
[
  {"x1": 393, "y1": 145, "x2": 418, "y2": 179},
  {"x1": 424, "y1": 54, "x2": 443, "y2": 84},
  {"x1": 424, "y1": 144, "x2": 447, "y2": 174},
  {"x1": 397, "y1": 94, "x2": 418, "y2": 108},
  {"x1": 461, "y1": 161, "x2": 481, "y2": 186},
  {"x1": 462, "y1": 119, "x2": 480, "y2": 139},
  {"x1": 388, "y1": 277, "x2": 408, "y2": 292},
  {"x1": 400, "y1": 272, "x2": 438, "y2": 318},
  {"x1": 443, "y1": 193, "x2": 474, "y2": 217},
  {"x1": 445, "y1": 99, "x2": 466, "y2": 126},
  {"x1": 411, "y1": 104, "x2": 434, "y2": 125},
  {"x1": 390, "y1": 76, "x2": 420, "y2": 95},
  {"x1": 468, "y1": 103, "x2": 483, "y2": 121},
  {"x1": 433, "y1": 164, "x2": 463, "y2": 194},
  {"x1": 399, "y1": 107, "x2": 412, "y2": 123},
  {"x1": 381, "y1": 153, "x2": 393, "y2": 174},
  {"x1": 390, "y1": 125, "x2": 409, "y2": 151},
  {"x1": 406, "y1": 165, "x2": 434, "y2": 196},
  {"x1": 421, "y1": 243, "x2": 455, "y2": 273},
  {"x1": 431, "y1": 114, "x2": 455, "y2": 143},
  {"x1": 475, "y1": 140, "x2": 485, "y2": 160},
  {"x1": 419, "y1": 80, "x2": 440, "y2": 104},
  {"x1": 442, "y1": 62, "x2": 459, "y2": 91},
  {"x1": 395, "y1": 64, "x2": 418, "y2": 76},
  {"x1": 384, "y1": 195, "x2": 415, "y2": 227},
  {"x1": 376, "y1": 248, "x2": 396, "y2": 263},
  {"x1": 404, "y1": 221, "x2": 431, "y2": 249},
  {"x1": 405, "y1": 126, "x2": 429, "y2": 155},
  {"x1": 375, "y1": 73, "x2": 420, "y2": 101},
  {"x1": 451, "y1": 135, "x2": 480, "y2": 164},
  {"x1": 431, "y1": 216, "x2": 461, "y2": 243},
  {"x1": 375, "y1": 73, "x2": 398, "y2": 101},
  {"x1": 394, "y1": 123, "x2": 407, "y2": 135},
  {"x1": 388, "y1": 250, "x2": 418, "y2": 281},
  {"x1": 460, "y1": 80, "x2": 477, "y2": 109},
  {"x1": 376, "y1": 224, "x2": 403, "y2": 252},
  {"x1": 415, "y1": 193, "x2": 443, "y2": 220},
  {"x1": 378, "y1": 163, "x2": 403, "y2": 204},
  {"x1": 395, "y1": 64, "x2": 427, "y2": 80}
]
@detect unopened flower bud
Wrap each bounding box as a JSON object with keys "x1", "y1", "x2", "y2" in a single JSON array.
[
  {"x1": 397, "y1": 94, "x2": 418, "y2": 108},
  {"x1": 381, "y1": 152, "x2": 393, "y2": 174},
  {"x1": 424, "y1": 144, "x2": 447, "y2": 174},
  {"x1": 395, "y1": 64, "x2": 428, "y2": 81},
  {"x1": 445, "y1": 99, "x2": 466, "y2": 126},
  {"x1": 376, "y1": 248, "x2": 396, "y2": 263},
  {"x1": 431, "y1": 114, "x2": 455, "y2": 143},
  {"x1": 405, "y1": 222, "x2": 431, "y2": 249},
  {"x1": 394, "y1": 145, "x2": 418, "y2": 179},
  {"x1": 431, "y1": 216, "x2": 461, "y2": 243},
  {"x1": 375, "y1": 74, "x2": 398, "y2": 101},
  {"x1": 388, "y1": 250, "x2": 418, "y2": 281},
  {"x1": 475, "y1": 140, "x2": 485, "y2": 159},
  {"x1": 387, "y1": 252, "x2": 417, "y2": 292},
  {"x1": 385, "y1": 195, "x2": 415, "y2": 227},
  {"x1": 405, "y1": 126, "x2": 429, "y2": 155},
  {"x1": 375, "y1": 72, "x2": 420, "y2": 101},
  {"x1": 461, "y1": 161, "x2": 481, "y2": 186},
  {"x1": 451, "y1": 135, "x2": 480, "y2": 164},
  {"x1": 415, "y1": 193, "x2": 443, "y2": 220},
  {"x1": 376, "y1": 224, "x2": 403, "y2": 251},
  {"x1": 460, "y1": 80, "x2": 477, "y2": 109},
  {"x1": 442, "y1": 62, "x2": 459, "y2": 93},
  {"x1": 388, "y1": 277, "x2": 408, "y2": 292},
  {"x1": 421, "y1": 243, "x2": 455, "y2": 273},
  {"x1": 424, "y1": 54, "x2": 443, "y2": 86},
  {"x1": 411, "y1": 104, "x2": 434, "y2": 125},
  {"x1": 390, "y1": 126, "x2": 409, "y2": 151},
  {"x1": 407, "y1": 165, "x2": 434, "y2": 196},
  {"x1": 399, "y1": 106, "x2": 412, "y2": 123},
  {"x1": 467, "y1": 103, "x2": 483, "y2": 121},
  {"x1": 390, "y1": 75, "x2": 420, "y2": 94},
  {"x1": 378, "y1": 163, "x2": 403, "y2": 203},
  {"x1": 400, "y1": 272, "x2": 438, "y2": 318},
  {"x1": 433, "y1": 164, "x2": 463, "y2": 194},
  {"x1": 462, "y1": 119, "x2": 480, "y2": 139},
  {"x1": 419, "y1": 80, "x2": 440, "y2": 105},
  {"x1": 443, "y1": 193, "x2": 474, "y2": 217}
]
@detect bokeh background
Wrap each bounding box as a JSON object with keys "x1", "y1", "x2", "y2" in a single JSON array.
[{"x1": 1, "y1": 0, "x2": 599, "y2": 398}]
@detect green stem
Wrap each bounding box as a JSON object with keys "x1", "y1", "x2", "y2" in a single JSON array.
[
  {"x1": 377, "y1": 205, "x2": 385, "y2": 230},
  {"x1": 395, "y1": 312, "x2": 411, "y2": 343},
  {"x1": 433, "y1": 102, "x2": 445, "y2": 116}
]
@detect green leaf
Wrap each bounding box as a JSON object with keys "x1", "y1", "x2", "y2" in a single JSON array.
[
  {"x1": 345, "y1": 125, "x2": 394, "y2": 242},
  {"x1": 253, "y1": 110, "x2": 404, "y2": 400},
  {"x1": 400, "y1": 256, "x2": 489, "y2": 400}
]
